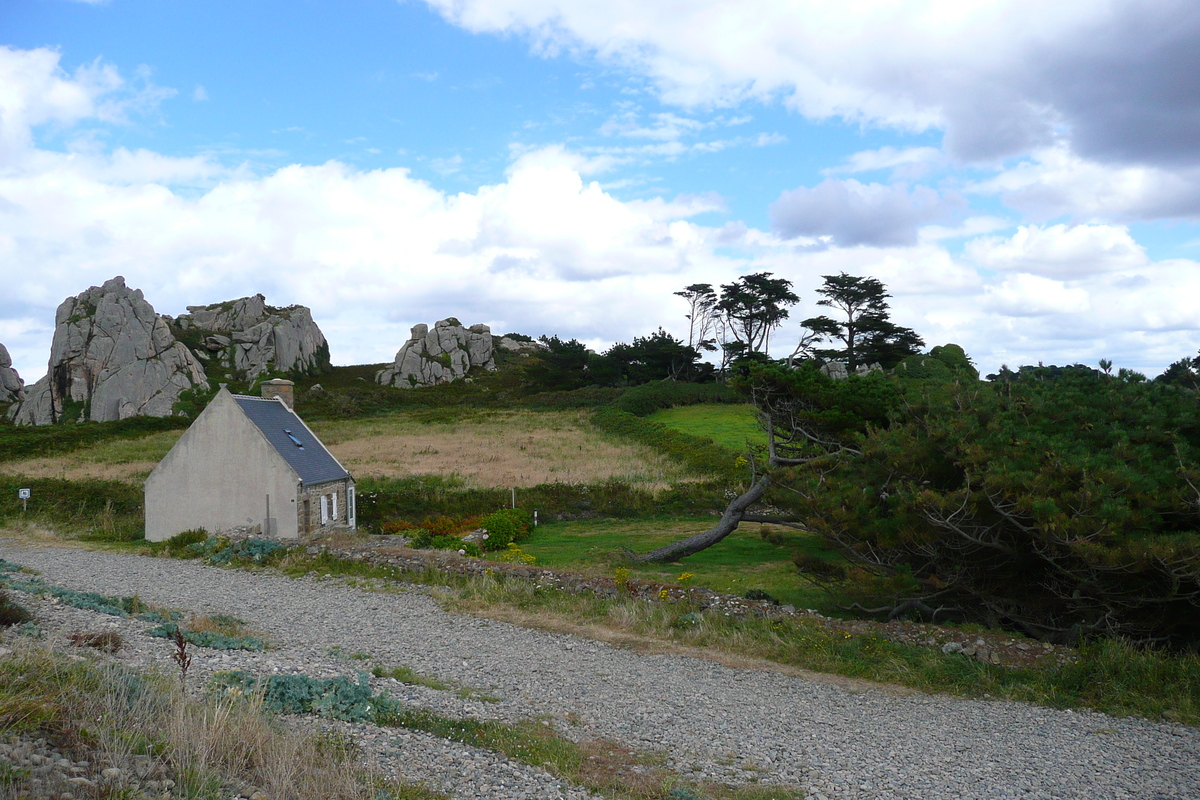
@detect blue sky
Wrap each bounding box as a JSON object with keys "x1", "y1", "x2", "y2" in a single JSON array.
[{"x1": 2, "y1": 0, "x2": 1199, "y2": 379}]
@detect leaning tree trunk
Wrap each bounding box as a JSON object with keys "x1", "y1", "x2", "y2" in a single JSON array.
[{"x1": 629, "y1": 475, "x2": 771, "y2": 563}]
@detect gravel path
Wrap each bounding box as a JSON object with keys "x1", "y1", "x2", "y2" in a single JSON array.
[{"x1": 2, "y1": 543, "x2": 1198, "y2": 800}]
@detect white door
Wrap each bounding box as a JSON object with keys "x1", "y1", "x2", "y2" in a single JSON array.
[{"x1": 320, "y1": 495, "x2": 329, "y2": 524}]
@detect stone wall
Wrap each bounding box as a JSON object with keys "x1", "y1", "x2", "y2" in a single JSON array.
[{"x1": 298, "y1": 480, "x2": 354, "y2": 536}]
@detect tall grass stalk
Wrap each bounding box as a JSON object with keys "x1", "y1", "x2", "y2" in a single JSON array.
[{"x1": 0, "y1": 638, "x2": 436, "y2": 799}]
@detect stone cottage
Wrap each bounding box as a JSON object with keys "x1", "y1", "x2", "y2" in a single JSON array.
[{"x1": 144, "y1": 380, "x2": 354, "y2": 541}]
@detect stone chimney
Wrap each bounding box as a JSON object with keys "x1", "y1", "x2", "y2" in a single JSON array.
[{"x1": 261, "y1": 378, "x2": 295, "y2": 409}]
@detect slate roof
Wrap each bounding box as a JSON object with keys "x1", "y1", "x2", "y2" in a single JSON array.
[{"x1": 232, "y1": 395, "x2": 351, "y2": 486}]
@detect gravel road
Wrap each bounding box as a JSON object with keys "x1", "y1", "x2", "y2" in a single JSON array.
[{"x1": 2, "y1": 542, "x2": 1197, "y2": 800}]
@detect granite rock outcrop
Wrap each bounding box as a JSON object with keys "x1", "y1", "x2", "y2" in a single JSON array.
[
  {"x1": 376, "y1": 318, "x2": 495, "y2": 388},
  {"x1": 170, "y1": 294, "x2": 330, "y2": 380},
  {"x1": 0, "y1": 344, "x2": 24, "y2": 404},
  {"x1": 8, "y1": 277, "x2": 208, "y2": 425}
]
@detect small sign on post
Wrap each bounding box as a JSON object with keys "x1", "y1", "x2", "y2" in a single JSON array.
[{"x1": 18, "y1": 488, "x2": 30, "y2": 512}]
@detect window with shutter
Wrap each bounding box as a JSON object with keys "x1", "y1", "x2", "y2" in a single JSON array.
[
  {"x1": 332, "y1": 492, "x2": 339, "y2": 521},
  {"x1": 320, "y1": 495, "x2": 329, "y2": 524}
]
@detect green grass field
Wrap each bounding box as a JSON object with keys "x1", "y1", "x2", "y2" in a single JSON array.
[
  {"x1": 645, "y1": 403, "x2": 765, "y2": 452},
  {"x1": 506, "y1": 517, "x2": 841, "y2": 610}
]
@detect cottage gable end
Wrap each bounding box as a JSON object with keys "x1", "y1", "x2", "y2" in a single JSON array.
[{"x1": 144, "y1": 389, "x2": 302, "y2": 541}]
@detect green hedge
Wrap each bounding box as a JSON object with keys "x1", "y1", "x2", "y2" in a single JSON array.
[
  {"x1": 591, "y1": 406, "x2": 749, "y2": 482},
  {"x1": 356, "y1": 476, "x2": 728, "y2": 530},
  {"x1": 608, "y1": 381, "x2": 741, "y2": 417}
]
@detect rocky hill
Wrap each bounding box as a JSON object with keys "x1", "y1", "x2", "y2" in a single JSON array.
[
  {"x1": 376, "y1": 318, "x2": 495, "y2": 388},
  {"x1": 8, "y1": 280, "x2": 332, "y2": 425},
  {"x1": 0, "y1": 343, "x2": 24, "y2": 404},
  {"x1": 8, "y1": 277, "x2": 208, "y2": 425},
  {"x1": 169, "y1": 294, "x2": 330, "y2": 382}
]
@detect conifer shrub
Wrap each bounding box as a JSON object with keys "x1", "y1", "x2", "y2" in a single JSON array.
[{"x1": 747, "y1": 361, "x2": 1200, "y2": 646}]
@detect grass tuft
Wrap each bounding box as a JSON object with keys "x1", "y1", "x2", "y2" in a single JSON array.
[{"x1": 0, "y1": 638, "x2": 431, "y2": 799}]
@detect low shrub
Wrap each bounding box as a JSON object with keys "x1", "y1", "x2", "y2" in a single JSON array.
[
  {"x1": 165, "y1": 528, "x2": 208, "y2": 551},
  {"x1": 0, "y1": 414, "x2": 189, "y2": 464},
  {"x1": 210, "y1": 671, "x2": 400, "y2": 722},
  {"x1": 0, "y1": 573, "x2": 144, "y2": 617},
  {"x1": 186, "y1": 537, "x2": 289, "y2": 567},
  {"x1": 358, "y1": 476, "x2": 728, "y2": 528},
  {"x1": 0, "y1": 591, "x2": 32, "y2": 626},
  {"x1": 408, "y1": 531, "x2": 481, "y2": 557},
  {"x1": 479, "y1": 508, "x2": 532, "y2": 550},
  {"x1": 497, "y1": 544, "x2": 537, "y2": 565}
]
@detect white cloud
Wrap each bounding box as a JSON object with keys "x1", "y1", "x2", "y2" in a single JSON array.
[
  {"x1": 972, "y1": 145, "x2": 1200, "y2": 223},
  {"x1": 984, "y1": 273, "x2": 1092, "y2": 316},
  {"x1": 824, "y1": 146, "x2": 944, "y2": 177},
  {"x1": 0, "y1": 46, "x2": 174, "y2": 167},
  {"x1": 192, "y1": 85, "x2": 208, "y2": 102},
  {"x1": 421, "y1": 0, "x2": 1200, "y2": 168},
  {"x1": 966, "y1": 224, "x2": 1147, "y2": 279}
]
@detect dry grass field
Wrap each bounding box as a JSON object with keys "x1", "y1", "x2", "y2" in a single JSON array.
[
  {"x1": 310, "y1": 410, "x2": 698, "y2": 488},
  {"x1": 0, "y1": 429, "x2": 182, "y2": 483},
  {"x1": 0, "y1": 410, "x2": 698, "y2": 489}
]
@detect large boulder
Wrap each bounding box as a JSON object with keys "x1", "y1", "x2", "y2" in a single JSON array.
[
  {"x1": 171, "y1": 294, "x2": 330, "y2": 380},
  {"x1": 377, "y1": 318, "x2": 495, "y2": 388},
  {"x1": 8, "y1": 277, "x2": 208, "y2": 425},
  {"x1": 0, "y1": 343, "x2": 24, "y2": 403}
]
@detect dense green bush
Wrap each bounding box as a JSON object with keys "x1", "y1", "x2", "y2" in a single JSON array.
[
  {"x1": 152, "y1": 528, "x2": 209, "y2": 556},
  {"x1": 479, "y1": 508, "x2": 531, "y2": 550},
  {"x1": 357, "y1": 476, "x2": 728, "y2": 530}
]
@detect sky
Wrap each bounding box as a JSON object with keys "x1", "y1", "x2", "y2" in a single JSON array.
[{"x1": 2, "y1": 0, "x2": 1199, "y2": 380}]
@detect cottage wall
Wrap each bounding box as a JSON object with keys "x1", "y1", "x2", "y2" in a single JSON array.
[
  {"x1": 297, "y1": 479, "x2": 355, "y2": 535},
  {"x1": 144, "y1": 391, "x2": 301, "y2": 541}
]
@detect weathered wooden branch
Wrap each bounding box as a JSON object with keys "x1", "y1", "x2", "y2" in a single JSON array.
[{"x1": 627, "y1": 474, "x2": 772, "y2": 563}]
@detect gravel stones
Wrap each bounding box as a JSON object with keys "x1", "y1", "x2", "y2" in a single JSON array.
[{"x1": 2, "y1": 543, "x2": 1198, "y2": 800}]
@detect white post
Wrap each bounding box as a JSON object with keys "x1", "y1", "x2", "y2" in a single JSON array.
[{"x1": 511, "y1": 487, "x2": 516, "y2": 509}]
